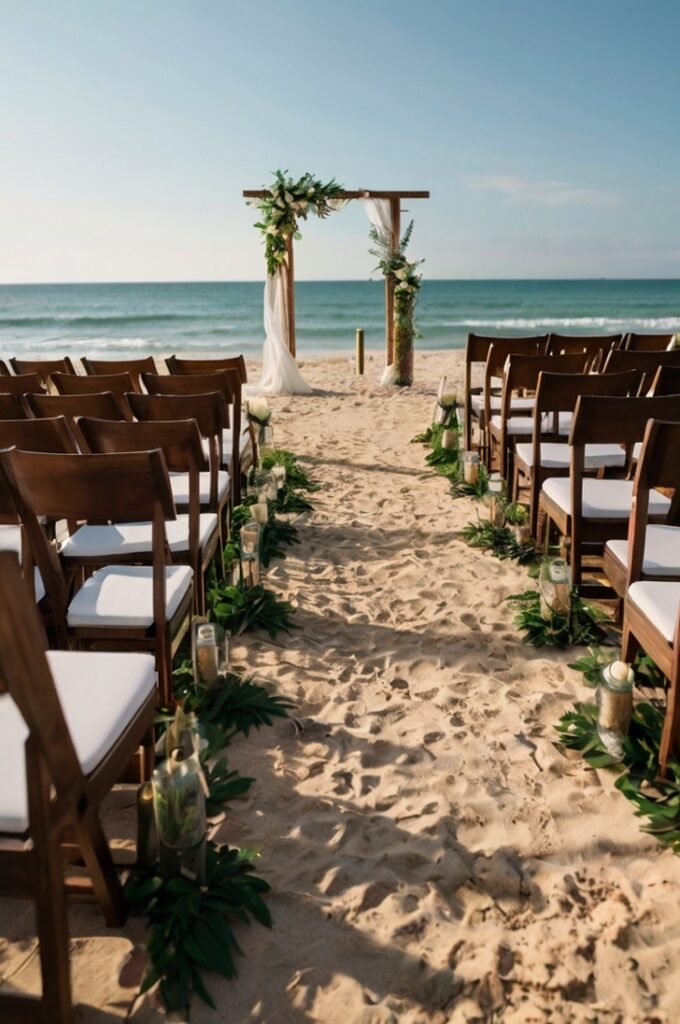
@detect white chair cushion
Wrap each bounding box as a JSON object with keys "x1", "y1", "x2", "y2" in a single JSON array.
[
  {"x1": 67, "y1": 564, "x2": 193, "y2": 628},
  {"x1": 542, "y1": 477, "x2": 671, "y2": 520},
  {"x1": 0, "y1": 649, "x2": 155, "y2": 833},
  {"x1": 628, "y1": 581, "x2": 680, "y2": 643},
  {"x1": 169, "y1": 470, "x2": 229, "y2": 506},
  {"x1": 470, "y1": 395, "x2": 535, "y2": 415},
  {"x1": 605, "y1": 526, "x2": 680, "y2": 577},
  {"x1": 515, "y1": 442, "x2": 626, "y2": 470},
  {"x1": 201, "y1": 432, "x2": 253, "y2": 468},
  {"x1": 632, "y1": 441, "x2": 642, "y2": 461},
  {"x1": 490, "y1": 412, "x2": 572, "y2": 436},
  {"x1": 0, "y1": 524, "x2": 22, "y2": 556},
  {"x1": 61, "y1": 514, "x2": 218, "y2": 559}
]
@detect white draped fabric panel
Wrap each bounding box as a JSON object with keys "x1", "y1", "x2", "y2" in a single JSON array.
[
  {"x1": 258, "y1": 270, "x2": 312, "y2": 395},
  {"x1": 360, "y1": 197, "x2": 398, "y2": 386}
]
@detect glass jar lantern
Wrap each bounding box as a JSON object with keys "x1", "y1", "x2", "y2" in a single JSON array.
[
  {"x1": 486, "y1": 473, "x2": 505, "y2": 527},
  {"x1": 240, "y1": 520, "x2": 261, "y2": 588},
  {"x1": 539, "y1": 557, "x2": 571, "y2": 619},
  {"x1": 463, "y1": 450, "x2": 480, "y2": 485},
  {"x1": 597, "y1": 660, "x2": 634, "y2": 759}
]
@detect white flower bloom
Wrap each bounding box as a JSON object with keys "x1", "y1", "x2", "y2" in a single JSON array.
[
  {"x1": 276, "y1": 197, "x2": 285, "y2": 209},
  {"x1": 307, "y1": 187, "x2": 315, "y2": 196},
  {"x1": 266, "y1": 225, "x2": 279, "y2": 235},
  {"x1": 284, "y1": 191, "x2": 293, "y2": 203},
  {"x1": 298, "y1": 199, "x2": 308, "y2": 210},
  {"x1": 394, "y1": 267, "x2": 409, "y2": 280}
]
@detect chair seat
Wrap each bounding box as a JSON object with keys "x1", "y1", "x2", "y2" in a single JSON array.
[
  {"x1": 515, "y1": 442, "x2": 626, "y2": 470},
  {"x1": 470, "y1": 395, "x2": 535, "y2": 415},
  {"x1": 0, "y1": 649, "x2": 156, "y2": 833},
  {"x1": 67, "y1": 564, "x2": 193, "y2": 628},
  {"x1": 606, "y1": 526, "x2": 680, "y2": 577},
  {"x1": 169, "y1": 470, "x2": 230, "y2": 506},
  {"x1": 628, "y1": 580, "x2": 680, "y2": 643},
  {"x1": 490, "y1": 412, "x2": 573, "y2": 436},
  {"x1": 542, "y1": 477, "x2": 672, "y2": 520},
  {"x1": 201, "y1": 431, "x2": 253, "y2": 468},
  {"x1": 0, "y1": 524, "x2": 21, "y2": 555},
  {"x1": 60, "y1": 514, "x2": 218, "y2": 560}
]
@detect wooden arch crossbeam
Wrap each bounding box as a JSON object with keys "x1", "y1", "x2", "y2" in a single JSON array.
[{"x1": 242, "y1": 189, "x2": 430, "y2": 361}]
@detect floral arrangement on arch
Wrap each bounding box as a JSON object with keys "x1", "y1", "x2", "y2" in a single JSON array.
[
  {"x1": 251, "y1": 171, "x2": 344, "y2": 276},
  {"x1": 369, "y1": 221, "x2": 424, "y2": 386}
]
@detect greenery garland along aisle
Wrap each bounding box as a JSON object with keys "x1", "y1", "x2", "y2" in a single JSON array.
[
  {"x1": 414, "y1": 393, "x2": 680, "y2": 856},
  {"x1": 124, "y1": 433, "x2": 318, "y2": 1017}
]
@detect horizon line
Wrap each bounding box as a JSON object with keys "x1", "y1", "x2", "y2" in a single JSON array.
[{"x1": 2, "y1": 276, "x2": 680, "y2": 287}]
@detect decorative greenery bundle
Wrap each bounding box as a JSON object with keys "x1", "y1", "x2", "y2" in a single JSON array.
[
  {"x1": 461, "y1": 519, "x2": 537, "y2": 565},
  {"x1": 556, "y1": 702, "x2": 680, "y2": 854},
  {"x1": 507, "y1": 588, "x2": 613, "y2": 648},
  {"x1": 369, "y1": 220, "x2": 423, "y2": 386},
  {"x1": 250, "y1": 170, "x2": 344, "y2": 275}
]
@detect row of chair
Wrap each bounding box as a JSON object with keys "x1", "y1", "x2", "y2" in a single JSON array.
[{"x1": 0, "y1": 353, "x2": 266, "y2": 1020}]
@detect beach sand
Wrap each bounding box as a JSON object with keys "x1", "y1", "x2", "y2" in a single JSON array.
[{"x1": 2, "y1": 349, "x2": 680, "y2": 1023}]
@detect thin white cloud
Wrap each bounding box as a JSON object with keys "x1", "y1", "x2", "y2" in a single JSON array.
[{"x1": 468, "y1": 175, "x2": 619, "y2": 208}]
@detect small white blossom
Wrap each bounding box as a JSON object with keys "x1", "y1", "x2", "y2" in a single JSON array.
[
  {"x1": 284, "y1": 191, "x2": 293, "y2": 203},
  {"x1": 307, "y1": 187, "x2": 315, "y2": 196},
  {"x1": 276, "y1": 197, "x2": 285, "y2": 209}
]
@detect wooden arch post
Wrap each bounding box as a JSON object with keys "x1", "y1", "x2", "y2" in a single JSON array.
[{"x1": 243, "y1": 189, "x2": 429, "y2": 365}]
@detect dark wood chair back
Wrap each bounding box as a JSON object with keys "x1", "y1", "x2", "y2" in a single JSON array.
[
  {"x1": 141, "y1": 370, "x2": 234, "y2": 407},
  {"x1": 0, "y1": 359, "x2": 10, "y2": 376},
  {"x1": 25, "y1": 392, "x2": 129, "y2": 447},
  {"x1": 10, "y1": 357, "x2": 76, "y2": 383},
  {"x1": 81, "y1": 356, "x2": 157, "y2": 392},
  {"x1": 602, "y1": 347, "x2": 680, "y2": 393},
  {"x1": 166, "y1": 353, "x2": 248, "y2": 384},
  {"x1": 79, "y1": 416, "x2": 207, "y2": 472},
  {"x1": 624, "y1": 333, "x2": 675, "y2": 352},
  {"x1": 464, "y1": 333, "x2": 547, "y2": 449},
  {"x1": 534, "y1": 368, "x2": 642, "y2": 418},
  {"x1": 0, "y1": 416, "x2": 78, "y2": 454},
  {"x1": 571, "y1": 394, "x2": 680, "y2": 447},
  {"x1": 545, "y1": 333, "x2": 622, "y2": 371},
  {"x1": 0, "y1": 394, "x2": 29, "y2": 419},
  {"x1": 0, "y1": 373, "x2": 46, "y2": 396},
  {"x1": 51, "y1": 370, "x2": 138, "y2": 408},
  {"x1": 651, "y1": 364, "x2": 680, "y2": 397}
]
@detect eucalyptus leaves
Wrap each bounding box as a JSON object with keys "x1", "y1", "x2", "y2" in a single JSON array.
[
  {"x1": 251, "y1": 170, "x2": 344, "y2": 275},
  {"x1": 369, "y1": 221, "x2": 424, "y2": 386}
]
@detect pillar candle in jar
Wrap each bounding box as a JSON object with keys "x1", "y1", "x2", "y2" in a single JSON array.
[
  {"x1": 251, "y1": 501, "x2": 268, "y2": 524},
  {"x1": 463, "y1": 451, "x2": 480, "y2": 485}
]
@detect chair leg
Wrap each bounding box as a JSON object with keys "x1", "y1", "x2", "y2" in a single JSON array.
[
  {"x1": 659, "y1": 671, "x2": 680, "y2": 777},
  {"x1": 76, "y1": 811, "x2": 127, "y2": 927},
  {"x1": 621, "y1": 622, "x2": 640, "y2": 664},
  {"x1": 29, "y1": 756, "x2": 75, "y2": 1022}
]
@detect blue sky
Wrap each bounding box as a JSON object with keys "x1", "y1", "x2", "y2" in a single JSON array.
[{"x1": 2, "y1": 0, "x2": 680, "y2": 282}]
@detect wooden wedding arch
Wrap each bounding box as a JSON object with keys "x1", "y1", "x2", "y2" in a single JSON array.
[{"x1": 242, "y1": 189, "x2": 430, "y2": 362}]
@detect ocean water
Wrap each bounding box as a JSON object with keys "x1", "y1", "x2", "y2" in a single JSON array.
[{"x1": 0, "y1": 280, "x2": 678, "y2": 361}]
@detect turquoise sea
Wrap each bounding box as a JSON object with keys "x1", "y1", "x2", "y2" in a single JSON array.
[{"x1": 0, "y1": 280, "x2": 678, "y2": 361}]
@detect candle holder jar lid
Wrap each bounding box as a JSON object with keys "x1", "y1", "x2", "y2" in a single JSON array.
[{"x1": 601, "y1": 661, "x2": 634, "y2": 692}]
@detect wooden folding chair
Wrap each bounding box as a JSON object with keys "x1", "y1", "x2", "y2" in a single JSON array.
[
  {"x1": 602, "y1": 347, "x2": 680, "y2": 394},
  {"x1": 620, "y1": 419, "x2": 680, "y2": 774},
  {"x1": 463, "y1": 335, "x2": 548, "y2": 456},
  {"x1": 515, "y1": 369, "x2": 641, "y2": 536},
  {"x1": 166, "y1": 352, "x2": 248, "y2": 383},
  {"x1": 142, "y1": 369, "x2": 253, "y2": 503},
  {"x1": 0, "y1": 359, "x2": 10, "y2": 376},
  {"x1": 624, "y1": 332, "x2": 675, "y2": 352},
  {"x1": 78, "y1": 417, "x2": 220, "y2": 613},
  {"x1": 82, "y1": 355, "x2": 157, "y2": 393},
  {"x1": 539, "y1": 394, "x2": 680, "y2": 595},
  {"x1": 127, "y1": 391, "x2": 231, "y2": 525},
  {"x1": 489, "y1": 352, "x2": 588, "y2": 481},
  {"x1": 0, "y1": 550, "x2": 156, "y2": 1022},
  {"x1": 604, "y1": 418, "x2": 680, "y2": 599},
  {"x1": 0, "y1": 372, "x2": 47, "y2": 397},
  {"x1": 478, "y1": 338, "x2": 550, "y2": 465},
  {"x1": 545, "y1": 333, "x2": 623, "y2": 371},
  {"x1": 1, "y1": 448, "x2": 193, "y2": 706},
  {"x1": 52, "y1": 370, "x2": 140, "y2": 405},
  {"x1": 10, "y1": 357, "x2": 76, "y2": 384}
]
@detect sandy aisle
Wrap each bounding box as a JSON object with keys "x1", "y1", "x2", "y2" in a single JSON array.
[{"x1": 2, "y1": 350, "x2": 680, "y2": 1023}]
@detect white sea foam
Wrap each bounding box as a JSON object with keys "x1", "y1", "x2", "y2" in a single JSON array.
[{"x1": 439, "y1": 316, "x2": 680, "y2": 330}]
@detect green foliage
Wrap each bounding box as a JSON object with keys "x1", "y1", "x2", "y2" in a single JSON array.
[
  {"x1": 568, "y1": 646, "x2": 668, "y2": 690},
  {"x1": 504, "y1": 501, "x2": 528, "y2": 526},
  {"x1": 555, "y1": 701, "x2": 680, "y2": 853},
  {"x1": 202, "y1": 756, "x2": 254, "y2": 818},
  {"x1": 460, "y1": 518, "x2": 538, "y2": 565},
  {"x1": 260, "y1": 449, "x2": 319, "y2": 492},
  {"x1": 450, "y1": 463, "x2": 490, "y2": 500},
  {"x1": 173, "y1": 663, "x2": 295, "y2": 751},
  {"x1": 507, "y1": 588, "x2": 613, "y2": 649},
  {"x1": 125, "y1": 844, "x2": 272, "y2": 1014},
  {"x1": 251, "y1": 171, "x2": 344, "y2": 275},
  {"x1": 208, "y1": 578, "x2": 296, "y2": 639},
  {"x1": 260, "y1": 516, "x2": 300, "y2": 567}
]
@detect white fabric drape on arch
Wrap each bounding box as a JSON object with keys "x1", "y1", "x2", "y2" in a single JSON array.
[
  {"x1": 258, "y1": 271, "x2": 312, "y2": 395},
  {"x1": 360, "y1": 197, "x2": 398, "y2": 386}
]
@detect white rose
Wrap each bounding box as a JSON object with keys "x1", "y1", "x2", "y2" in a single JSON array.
[
  {"x1": 284, "y1": 191, "x2": 293, "y2": 203},
  {"x1": 307, "y1": 187, "x2": 315, "y2": 196},
  {"x1": 266, "y1": 225, "x2": 279, "y2": 235},
  {"x1": 298, "y1": 199, "x2": 308, "y2": 210},
  {"x1": 276, "y1": 197, "x2": 285, "y2": 209},
  {"x1": 394, "y1": 267, "x2": 408, "y2": 280}
]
